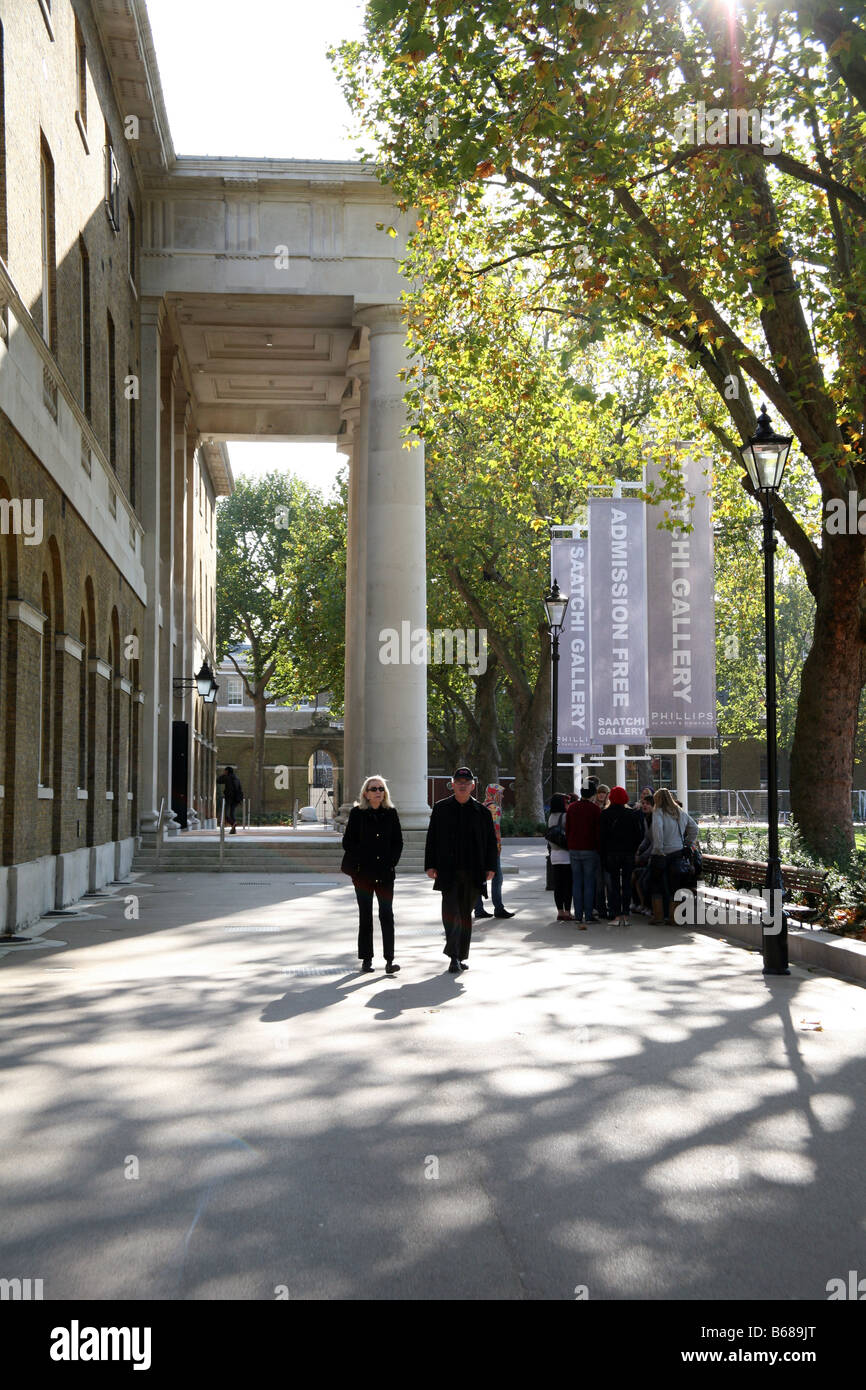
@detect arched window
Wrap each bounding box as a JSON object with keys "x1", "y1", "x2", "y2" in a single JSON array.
[
  {"x1": 127, "y1": 629, "x2": 139, "y2": 835},
  {"x1": 78, "y1": 610, "x2": 88, "y2": 788},
  {"x1": 40, "y1": 573, "x2": 52, "y2": 785}
]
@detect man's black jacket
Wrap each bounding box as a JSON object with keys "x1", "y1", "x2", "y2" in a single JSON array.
[{"x1": 424, "y1": 794, "x2": 498, "y2": 894}]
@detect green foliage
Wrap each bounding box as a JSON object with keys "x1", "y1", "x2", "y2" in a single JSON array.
[
  {"x1": 333, "y1": 0, "x2": 866, "y2": 857},
  {"x1": 500, "y1": 810, "x2": 547, "y2": 837}
]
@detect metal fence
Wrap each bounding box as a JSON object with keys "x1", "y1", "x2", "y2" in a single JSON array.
[{"x1": 691, "y1": 789, "x2": 866, "y2": 823}]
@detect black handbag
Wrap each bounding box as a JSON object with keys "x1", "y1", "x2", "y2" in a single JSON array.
[
  {"x1": 675, "y1": 820, "x2": 699, "y2": 885},
  {"x1": 544, "y1": 812, "x2": 567, "y2": 848},
  {"x1": 545, "y1": 852, "x2": 554, "y2": 891}
]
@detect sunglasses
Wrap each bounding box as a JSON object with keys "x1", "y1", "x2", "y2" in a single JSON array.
[{"x1": 367, "y1": 785, "x2": 384, "y2": 793}]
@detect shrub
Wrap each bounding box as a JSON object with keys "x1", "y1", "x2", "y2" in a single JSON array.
[{"x1": 501, "y1": 811, "x2": 546, "y2": 837}]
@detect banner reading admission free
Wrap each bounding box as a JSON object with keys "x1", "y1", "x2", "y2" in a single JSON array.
[
  {"x1": 550, "y1": 538, "x2": 602, "y2": 754},
  {"x1": 645, "y1": 453, "x2": 717, "y2": 735},
  {"x1": 587, "y1": 498, "x2": 649, "y2": 743}
]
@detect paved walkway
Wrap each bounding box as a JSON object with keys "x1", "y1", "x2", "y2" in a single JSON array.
[{"x1": 1, "y1": 846, "x2": 865, "y2": 1300}]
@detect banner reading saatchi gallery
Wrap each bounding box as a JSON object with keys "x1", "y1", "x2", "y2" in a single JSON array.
[
  {"x1": 644, "y1": 453, "x2": 717, "y2": 736},
  {"x1": 550, "y1": 537, "x2": 600, "y2": 754}
]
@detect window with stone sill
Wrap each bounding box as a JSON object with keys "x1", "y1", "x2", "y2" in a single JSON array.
[
  {"x1": 38, "y1": 1, "x2": 55, "y2": 42},
  {"x1": 104, "y1": 137, "x2": 120, "y2": 233},
  {"x1": 75, "y1": 18, "x2": 87, "y2": 136}
]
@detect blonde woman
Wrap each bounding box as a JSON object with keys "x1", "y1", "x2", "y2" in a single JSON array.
[
  {"x1": 649, "y1": 788, "x2": 699, "y2": 923},
  {"x1": 341, "y1": 775, "x2": 403, "y2": 973}
]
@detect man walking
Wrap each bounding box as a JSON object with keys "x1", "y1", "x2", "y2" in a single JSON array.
[
  {"x1": 216, "y1": 765, "x2": 243, "y2": 834},
  {"x1": 425, "y1": 767, "x2": 498, "y2": 973}
]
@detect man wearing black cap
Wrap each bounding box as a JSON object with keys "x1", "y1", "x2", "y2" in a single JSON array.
[{"x1": 425, "y1": 768, "x2": 499, "y2": 973}]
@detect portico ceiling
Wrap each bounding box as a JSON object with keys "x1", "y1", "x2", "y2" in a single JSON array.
[{"x1": 165, "y1": 293, "x2": 363, "y2": 442}]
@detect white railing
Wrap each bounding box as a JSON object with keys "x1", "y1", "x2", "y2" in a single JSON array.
[{"x1": 692, "y1": 789, "x2": 865, "y2": 823}]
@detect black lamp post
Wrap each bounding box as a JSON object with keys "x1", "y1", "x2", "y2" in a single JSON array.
[
  {"x1": 740, "y1": 404, "x2": 793, "y2": 976},
  {"x1": 543, "y1": 579, "x2": 570, "y2": 802}
]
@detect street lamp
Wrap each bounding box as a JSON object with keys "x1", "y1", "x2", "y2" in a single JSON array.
[
  {"x1": 173, "y1": 660, "x2": 218, "y2": 702},
  {"x1": 740, "y1": 404, "x2": 793, "y2": 976},
  {"x1": 195, "y1": 661, "x2": 216, "y2": 697},
  {"x1": 543, "y1": 579, "x2": 570, "y2": 802}
]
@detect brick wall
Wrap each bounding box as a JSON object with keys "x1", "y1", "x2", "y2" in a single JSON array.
[{"x1": 0, "y1": 411, "x2": 144, "y2": 866}]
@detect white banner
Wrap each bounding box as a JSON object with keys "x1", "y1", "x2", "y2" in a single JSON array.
[
  {"x1": 550, "y1": 538, "x2": 602, "y2": 753},
  {"x1": 645, "y1": 453, "x2": 717, "y2": 734},
  {"x1": 587, "y1": 498, "x2": 649, "y2": 743}
]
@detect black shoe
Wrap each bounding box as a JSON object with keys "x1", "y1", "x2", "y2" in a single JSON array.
[
  {"x1": 459, "y1": 960, "x2": 469, "y2": 970},
  {"x1": 448, "y1": 958, "x2": 461, "y2": 974},
  {"x1": 360, "y1": 960, "x2": 374, "y2": 973},
  {"x1": 385, "y1": 961, "x2": 400, "y2": 975},
  {"x1": 493, "y1": 909, "x2": 515, "y2": 919},
  {"x1": 474, "y1": 909, "x2": 492, "y2": 918}
]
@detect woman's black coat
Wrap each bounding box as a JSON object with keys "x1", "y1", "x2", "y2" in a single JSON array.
[
  {"x1": 341, "y1": 805, "x2": 403, "y2": 882},
  {"x1": 599, "y1": 804, "x2": 644, "y2": 864},
  {"x1": 424, "y1": 794, "x2": 499, "y2": 894}
]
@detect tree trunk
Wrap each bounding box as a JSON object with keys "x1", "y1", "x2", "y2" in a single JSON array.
[
  {"x1": 470, "y1": 656, "x2": 500, "y2": 792},
  {"x1": 251, "y1": 691, "x2": 267, "y2": 821},
  {"x1": 511, "y1": 677, "x2": 550, "y2": 823},
  {"x1": 789, "y1": 536, "x2": 866, "y2": 862}
]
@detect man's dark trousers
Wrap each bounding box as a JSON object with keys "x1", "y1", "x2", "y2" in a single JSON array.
[
  {"x1": 354, "y1": 878, "x2": 395, "y2": 961},
  {"x1": 441, "y1": 869, "x2": 477, "y2": 961}
]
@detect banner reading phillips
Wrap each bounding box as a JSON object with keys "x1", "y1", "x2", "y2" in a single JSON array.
[{"x1": 645, "y1": 454, "x2": 717, "y2": 735}]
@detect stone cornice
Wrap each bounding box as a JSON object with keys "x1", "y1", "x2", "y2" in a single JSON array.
[
  {"x1": 144, "y1": 158, "x2": 389, "y2": 196},
  {"x1": 56, "y1": 633, "x2": 85, "y2": 660},
  {"x1": 200, "y1": 441, "x2": 233, "y2": 499},
  {"x1": 90, "y1": 0, "x2": 175, "y2": 179},
  {"x1": 89, "y1": 659, "x2": 113, "y2": 681},
  {"x1": 8, "y1": 600, "x2": 46, "y2": 633}
]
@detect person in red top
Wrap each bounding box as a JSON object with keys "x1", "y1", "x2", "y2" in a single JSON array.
[{"x1": 565, "y1": 785, "x2": 602, "y2": 927}]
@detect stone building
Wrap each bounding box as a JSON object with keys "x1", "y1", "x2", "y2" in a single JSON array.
[
  {"x1": 0, "y1": 0, "x2": 428, "y2": 931},
  {"x1": 0, "y1": 0, "x2": 223, "y2": 927},
  {"x1": 214, "y1": 649, "x2": 343, "y2": 823}
]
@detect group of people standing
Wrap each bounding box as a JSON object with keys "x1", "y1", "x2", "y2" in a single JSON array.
[
  {"x1": 341, "y1": 767, "x2": 510, "y2": 976},
  {"x1": 547, "y1": 781, "x2": 699, "y2": 926},
  {"x1": 340, "y1": 769, "x2": 700, "y2": 976}
]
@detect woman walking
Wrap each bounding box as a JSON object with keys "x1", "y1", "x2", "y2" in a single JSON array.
[
  {"x1": 341, "y1": 775, "x2": 403, "y2": 974},
  {"x1": 649, "y1": 788, "x2": 699, "y2": 924},
  {"x1": 547, "y1": 793, "x2": 573, "y2": 920}
]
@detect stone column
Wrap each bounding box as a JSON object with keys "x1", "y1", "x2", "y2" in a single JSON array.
[
  {"x1": 158, "y1": 348, "x2": 180, "y2": 832},
  {"x1": 354, "y1": 305, "x2": 429, "y2": 828},
  {"x1": 138, "y1": 299, "x2": 164, "y2": 838},
  {"x1": 337, "y1": 363, "x2": 368, "y2": 821}
]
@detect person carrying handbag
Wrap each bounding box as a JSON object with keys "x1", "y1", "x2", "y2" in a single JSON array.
[
  {"x1": 649, "y1": 789, "x2": 699, "y2": 924},
  {"x1": 545, "y1": 793, "x2": 572, "y2": 920}
]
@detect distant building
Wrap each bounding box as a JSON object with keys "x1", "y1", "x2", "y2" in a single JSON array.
[{"x1": 214, "y1": 648, "x2": 343, "y2": 821}]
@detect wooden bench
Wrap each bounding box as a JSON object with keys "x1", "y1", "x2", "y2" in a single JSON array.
[{"x1": 699, "y1": 855, "x2": 829, "y2": 923}]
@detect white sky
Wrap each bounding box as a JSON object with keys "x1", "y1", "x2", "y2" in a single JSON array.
[{"x1": 145, "y1": 0, "x2": 368, "y2": 494}]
